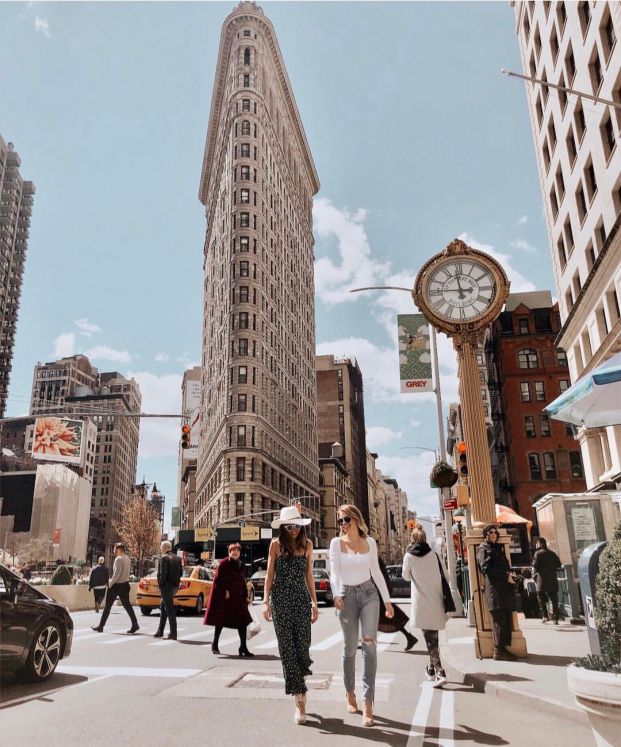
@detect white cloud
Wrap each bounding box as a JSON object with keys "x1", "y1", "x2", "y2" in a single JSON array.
[
  {"x1": 376, "y1": 451, "x2": 440, "y2": 517},
  {"x1": 84, "y1": 345, "x2": 131, "y2": 363},
  {"x1": 127, "y1": 372, "x2": 183, "y2": 459},
  {"x1": 74, "y1": 318, "x2": 102, "y2": 337},
  {"x1": 458, "y1": 232, "x2": 536, "y2": 293},
  {"x1": 176, "y1": 353, "x2": 199, "y2": 370},
  {"x1": 366, "y1": 426, "x2": 403, "y2": 448},
  {"x1": 313, "y1": 197, "x2": 391, "y2": 305},
  {"x1": 515, "y1": 215, "x2": 528, "y2": 226},
  {"x1": 509, "y1": 239, "x2": 536, "y2": 254},
  {"x1": 155, "y1": 352, "x2": 170, "y2": 363},
  {"x1": 53, "y1": 332, "x2": 76, "y2": 358},
  {"x1": 34, "y1": 15, "x2": 50, "y2": 37}
]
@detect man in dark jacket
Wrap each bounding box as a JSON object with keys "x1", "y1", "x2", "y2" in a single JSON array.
[
  {"x1": 88, "y1": 557, "x2": 110, "y2": 613},
  {"x1": 155, "y1": 541, "x2": 183, "y2": 640},
  {"x1": 532, "y1": 537, "x2": 562, "y2": 624},
  {"x1": 476, "y1": 524, "x2": 517, "y2": 661}
]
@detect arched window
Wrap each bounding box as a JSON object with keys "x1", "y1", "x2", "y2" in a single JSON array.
[
  {"x1": 244, "y1": 47, "x2": 251, "y2": 65},
  {"x1": 241, "y1": 120, "x2": 250, "y2": 136},
  {"x1": 518, "y1": 348, "x2": 539, "y2": 368}
]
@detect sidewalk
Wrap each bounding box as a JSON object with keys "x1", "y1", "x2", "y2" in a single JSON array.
[{"x1": 441, "y1": 614, "x2": 590, "y2": 725}]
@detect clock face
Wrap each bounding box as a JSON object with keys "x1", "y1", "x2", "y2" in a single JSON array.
[{"x1": 426, "y1": 259, "x2": 496, "y2": 322}]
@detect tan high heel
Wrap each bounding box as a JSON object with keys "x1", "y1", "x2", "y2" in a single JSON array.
[
  {"x1": 346, "y1": 692, "x2": 358, "y2": 713},
  {"x1": 294, "y1": 693, "x2": 306, "y2": 725},
  {"x1": 362, "y1": 700, "x2": 374, "y2": 727}
]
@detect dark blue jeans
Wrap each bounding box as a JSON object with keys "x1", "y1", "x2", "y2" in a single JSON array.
[{"x1": 158, "y1": 583, "x2": 179, "y2": 636}]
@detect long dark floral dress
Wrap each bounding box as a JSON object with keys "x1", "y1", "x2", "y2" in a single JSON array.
[{"x1": 270, "y1": 553, "x2": 313, "y2": 695}]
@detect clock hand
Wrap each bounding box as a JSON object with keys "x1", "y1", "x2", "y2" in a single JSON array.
[{"x1": 454, "y1": 274, "x2": 467, "y2": 300}]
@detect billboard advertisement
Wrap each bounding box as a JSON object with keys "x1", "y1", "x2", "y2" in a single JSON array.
[
  {"x1": 397, "y1": 314, "x2": 433, "y2": 393},
  {"x1": 32, "y1": 417, "x2": 85, "y2": 465}
]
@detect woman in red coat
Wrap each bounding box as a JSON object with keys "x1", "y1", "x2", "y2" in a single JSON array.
[{"x1": 203, "y1": 543, "x2": 253, "y2": 657}]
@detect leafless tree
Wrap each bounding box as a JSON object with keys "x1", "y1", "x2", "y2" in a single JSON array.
[{"x1": 114, "y1": 495, "x2": 160, "y2": 577}]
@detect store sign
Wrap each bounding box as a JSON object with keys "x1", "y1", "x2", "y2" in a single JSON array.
[
  {"x1": 571, "y1": 506, "x2": 597, "y2": 542},
  {"x1": 241, "y1": 526, "x2": 260, "y2": 541},
  {"x1": 195, "y1": 526, "x2": 214, "y2": 542},
  {"x1": 397, "y1": 315, "x2": 432, "y2": 393},
  {"x1": 443, "y1": 496, "x2": 458, "y2": 511}
]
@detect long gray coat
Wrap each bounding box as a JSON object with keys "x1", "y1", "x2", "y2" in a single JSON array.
[{"x1": 402, "y1": 550, "x2": 448, "y2": 631}]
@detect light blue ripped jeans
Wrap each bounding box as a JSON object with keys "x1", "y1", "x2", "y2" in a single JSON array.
[{"x1": 337, "y1": 579, "x2": 381, "y2": 703}]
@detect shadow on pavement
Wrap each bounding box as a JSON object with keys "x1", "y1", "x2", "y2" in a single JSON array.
[
  {"x1": 305, "y1": 713, "x2": 509, "y2": 746},
  {"x1": 521, "y1": 653, "x2": 574, "y2": 666},
  {"x1": 0, "y1": 672, "x2": 88, "y2": 710}
]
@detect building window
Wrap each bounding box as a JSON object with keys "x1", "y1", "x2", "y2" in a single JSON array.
[
  {"x1": 559, "y1": 379, "x2": 570, "y2": 393},
  {"x1": 574, "y1": 100, "x2": 586, "y2": 142},
  {"x1": 240, "y1": 212, "x2": 250, "y2": 227},
  {"x1": 601, "y1": 11, "x2": 616, "y2": 62},
  {"x1": 540, "y1": 415, "x2": 551, "y2": 436},
  {"x1": 529, "y1": 453, "x2": 542, "y2": 480},
  {"x1": 585, "y1": 160, "x2": 598, "y2": 202},
  {"x1": 243, "y1": 74, "x2": 250, "y2": 87},
  {"x1": 543, "y1": 452, "x2": 557, "y2": 479},
  {"x1": 240, "y1": 165, "x2": 250, "y2": 180},
  {"x1": 239, "y1": 260, "x2": 249, "y2": 277},
  {"x1": 601, "y1": 112, "x2": 616, "y2": 160},
  {"x1": 241, "y1": 120, "x2": 250, "y2": 136},
  {"x1": 237, "y1": 393, "x2": 247, "y2": 412},
  {"x1": 557, "y1": 236, "x2": 567, "y2": 269},
  {"x1": 237, "y1": 426, "x2": 246, "y2": 447},
  {"x1": 520, "y1": 382, "x2": 531, "y2": 402},
  {"x1": 589, "y1": 47, "x2": 603, "y2": 93},
  {"x1": 238, "y1": 286, "x2": 249, "y2": 303},
  {"x1": 564, "y1": 217, "x2": 574, "y2": 253},
  {"x1": 238, "y1": 312, "x2": 249, "y2": 329},
  {"x1": 550, "y1": 25, "x2": 559, "y2": 62},
  {"x1": 550, "y1": 185, "x2": 559, "y2": 219},
  {"x1": 555, "y1": 166, "x2": 565, "y2": 201},
  {"x1": 577, "y1": 1, "x2": 590, "y2": 37},
  {"x1": 238, "y1": 339, "x2": 248, "y2": 356},
  {"x1": 566, "y1": 128, "x2": 577, "y2": 166},
  {"x1": 557, "y1": 2, "x2": 566, "y2": 35},
  {"x1": 241, "y1": 143, "x2": 250, "y2": 157},
  {"x1": 238, "y1": 366, "x2": 248, "y2": 384},
  {"x1": 570, "y1": 451, "x2": 584, "y2": 479},
  {"x1": 524, "y1": 416, "x2": 536, "y2": 438},
  {"x1": 547, "y1": 118, "x2": 557, "y2": 151},
  {"x1": 518, "y1": 317, "x2": 529, "y2": 334},
  {"x1": 240, "y1": 188, "x2": 250, "y2": 203},
  {"x1": 518, "y1": 348, "x2": 538, "y2": 368},
  {"x1": 534, "y1": 381, "x2": 546, "y2": 400},
  {"x1": 565, "y1": 44, "x2": 576, "y2": 84},
  {"x1": 236, "y1": 457, "x2": 245, "y2": 481},
  {"x1": 244, "y1": 47, "x2": 251, "y2": 65},
  {"x1": 240, "y1": 236, "x2": 249, "y2": 252},
  {"x1": 241, "y1": 99, "x2": 251, "y2": 112},
  {"x1": 557, "y1": 349, "x2": 568, "y2": 367},
  {"x1": 576, "y1": 182, "x2": 588, "y2": 223}
]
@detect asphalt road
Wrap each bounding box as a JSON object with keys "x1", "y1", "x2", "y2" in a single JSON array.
[{"x1": 1, "y1": 600, "x2": 594, "y2": 747}]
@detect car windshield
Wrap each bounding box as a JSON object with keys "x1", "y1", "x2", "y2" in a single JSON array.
[
  {"x1": 251, "y1": 571, "x2": 266, "y2": 579},
  {"x1": 313, "y1": 570, "x2": 328, "y2": 579}
]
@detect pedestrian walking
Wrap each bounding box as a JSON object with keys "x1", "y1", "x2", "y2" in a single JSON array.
[
  {"x1": 88, "y1": 556, "x2": 109, "y2": 613},
  {"x1": 329, "y1": 504, "x2": 394, "y2": 728},
  {"x1": 377, "y1": 554, "x2": 417, "y2": 651},
  {"x1": 532, "y1": 537, "x2": 562, "y2": 624},
  {"x1": 204, "y1": 543, "x2": 254, "y2": 656},
  {"x1": 520, "y1": 568, "x2": 540, "y2": 619},
  {"x1": 91, "y1": 543, "x2": 140, "y2": 634},
  {"x1": 476, "y1": 525, "x2": 517, "y2": 661},
  {"x1": 263, "y1": 506, "x2": 318, "y2": 725},
  {"x1": 154, "y1": 541, "x2": 182, "y2": 640},
  {"x1": 21, "y1": 564, "x2": 32, "y2": 581},
  {"x1": 402, "y1": 524, "x2": 448, "y2": 689}
]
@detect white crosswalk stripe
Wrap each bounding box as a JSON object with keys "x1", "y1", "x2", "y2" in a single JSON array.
[
  {"x1": 407, "y1": 681, "x2": 435, "y2": 745},
  {"x1": 310, "y1": 631, "x2": 342, "y2": 651},
  {"x1": 438, "y1": 690, "x2": 455, "y2": 747},
  {"x1": 378, "y1": 632, "x2": 398, "y2": 651}
]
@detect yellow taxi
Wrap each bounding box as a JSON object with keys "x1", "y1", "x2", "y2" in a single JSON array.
[{"x1": 137, "y1": 565, "x2": 213, "y2": 616}]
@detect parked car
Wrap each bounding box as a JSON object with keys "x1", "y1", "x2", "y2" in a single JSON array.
[
  {"x1": 0, "y1": 562, "x2": 73, "y2": 682},
  {"x1": 313, "y1": 569, "x2": 334, "y2": 606},
  {"x1": 386, "y1": 565, "x2": 410, "y2": 597},
  {"x1": 250, "y1": 569, "x2": 267, "y2": 599},
  {"x1": 137, "y1": 565, "x2": 213, "y2": 616}
]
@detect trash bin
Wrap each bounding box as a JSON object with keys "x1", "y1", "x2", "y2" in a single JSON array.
[{"x1": 577, "y1": 541, "x2": 607, "y2": 656}]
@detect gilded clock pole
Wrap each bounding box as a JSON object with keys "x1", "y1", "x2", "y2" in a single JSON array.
[{"x1": 413, "y1": 238, "x2": 527, "y2": 659}]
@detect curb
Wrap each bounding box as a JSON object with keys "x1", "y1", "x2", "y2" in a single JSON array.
[{"x1": 440, "y1": 635, "x2": 589, "y2": 726}]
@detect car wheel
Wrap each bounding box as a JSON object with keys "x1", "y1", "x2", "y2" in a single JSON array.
[
  {"x1": 195, "y1": 594, "x2": 204, "y2": 615},
  {"x1": 23, "y1": 621, "x2": 63, "y2": 682},
  {"x1": 140, "y1": 606, "x2": 153, "y2": 616}
]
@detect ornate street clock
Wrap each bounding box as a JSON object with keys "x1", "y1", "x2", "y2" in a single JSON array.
[{"x1": 412, "y1": 238, "x2": 510, "y2": 335}]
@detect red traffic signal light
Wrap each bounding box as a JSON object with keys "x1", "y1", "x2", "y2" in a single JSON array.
[
  {"x1": 181, "y1": 424, "x2": 191, "y2": 449},
  {"x1": 456, "y1": 441, "x2": 468, "y2": 481}
]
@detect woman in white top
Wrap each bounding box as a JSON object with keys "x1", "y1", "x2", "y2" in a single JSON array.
[{"x1": 329, "y1": 504, "x2": 394, "y2": 727}]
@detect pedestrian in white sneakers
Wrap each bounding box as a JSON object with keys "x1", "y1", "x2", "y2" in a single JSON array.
[{"x1": 402, "y1": 524, "x2": 448, "y2": 689}]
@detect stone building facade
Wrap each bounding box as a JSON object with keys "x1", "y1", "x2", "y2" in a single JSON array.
[
  {"x1": 513, "y1": 1, "x2": 621, "y2": 490},
  {"x1": 0, "y1": 136, "x2": 35, "y2": 417},
  {"x1": 195, "y1": 3, "x2": 321, "y2": 542}
]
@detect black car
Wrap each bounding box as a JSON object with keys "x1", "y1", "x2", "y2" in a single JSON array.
[
  {"x1": 313, "y1": 569, "x2": 334, "y2": 606},
  {"x1": 0, "y1": 563, "x2": 73, "y2": 682},
  {"x1": 250, "y1": 570, "x2": 267, "y2": 599},
  {"x1": 386, "y1": 565, "x2": 410, "y2": 597}
]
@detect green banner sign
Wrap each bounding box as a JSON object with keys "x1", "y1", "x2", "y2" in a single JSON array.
[{"x1": 397, "y1": 314, "x2": 433, "y2": 393}]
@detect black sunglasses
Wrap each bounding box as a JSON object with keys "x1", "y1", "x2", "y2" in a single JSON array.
[
  {"x1": 284, "y1": 524, "x2": 300, "y2": 532},
  {"x1": 337, "y1": 516, "x2": 352, "y2": 526}
]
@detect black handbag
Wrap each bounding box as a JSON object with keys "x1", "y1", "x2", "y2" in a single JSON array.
[{"x1": 436, "y1": 555, "x2": 456, "y2": 614}]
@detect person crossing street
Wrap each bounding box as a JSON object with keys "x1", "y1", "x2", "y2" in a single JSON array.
[
  {"x1": 91, "y1": 543, "x2": 139, "y2": 634},
  {"x1": 154, "y1": 541, "x2": 183, "y2": 640}
]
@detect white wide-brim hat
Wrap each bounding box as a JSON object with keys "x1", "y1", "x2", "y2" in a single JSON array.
[{"x1": 271, "y1": 505, "x2": 312, "y2": 529}]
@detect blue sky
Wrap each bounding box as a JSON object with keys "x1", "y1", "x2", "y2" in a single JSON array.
[{"x1": 1, "y1": 1, "x2": 554, "y2": 525}]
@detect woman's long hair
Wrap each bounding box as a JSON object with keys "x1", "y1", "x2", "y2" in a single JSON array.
[
  {"x1": 278, "y1": 524, "x2": 308, "y2": 556},
  {"x1": 338, "y1": 504, "x2": 368, "y2": 538}
]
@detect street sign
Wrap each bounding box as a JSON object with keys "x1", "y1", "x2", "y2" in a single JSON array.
[
  {"x1": 443, "y1": 496, "x2": 458, "y2": 512},
  {"x1": 195, "y1": 526, "x2": 214, "y2": 542},
  {"x1": 241, "y1": 525, "x2": 260, "y2": 541}
]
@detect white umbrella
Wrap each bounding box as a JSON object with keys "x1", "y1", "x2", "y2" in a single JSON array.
[{"x1": 545, "y1": 350, "x2": 621, "y2": 428}]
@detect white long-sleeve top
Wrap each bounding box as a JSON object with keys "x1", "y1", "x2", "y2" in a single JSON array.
[{"x1": 329, "y1": 536, "x2": 391, "y2": 603}]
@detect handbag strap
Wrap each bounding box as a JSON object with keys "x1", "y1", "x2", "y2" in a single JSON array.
[{"x1": 435, "y1": 553, "x2": 448, "y2": 583}]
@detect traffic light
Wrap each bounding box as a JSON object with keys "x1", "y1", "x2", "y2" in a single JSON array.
[
  {"x1": 456, "y1": 441, "x2": 468, "y2": 482},
  {"x1": 181, "y1": 423, "x2": 191, "y2": 449}
]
